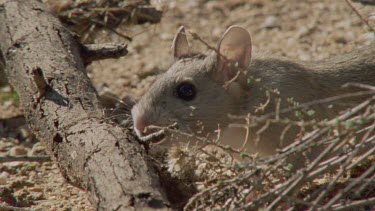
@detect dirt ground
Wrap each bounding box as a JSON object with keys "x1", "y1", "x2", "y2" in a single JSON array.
[{"x1": 0, "y1": 0, "x2": 374, "y2": 210}]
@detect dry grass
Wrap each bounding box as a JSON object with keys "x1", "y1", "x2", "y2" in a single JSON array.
[
  {"x1": 44, "y1": 0, "x2": 162, "y2": 43},
  {"x1": 162, "y1": 86, "x2": 375, "y2": 210}
]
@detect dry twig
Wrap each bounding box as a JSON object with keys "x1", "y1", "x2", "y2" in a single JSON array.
[
  {"x1": 0, "y1": 155, "x2": 51, "y2": 163},
  {"x1": 345, "y1": 0, "x2": 375, "y2": 33}
]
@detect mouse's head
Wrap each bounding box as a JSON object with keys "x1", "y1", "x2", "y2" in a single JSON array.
[{"x1": 131, "y1": 25, "x2": 252, "y2": 142}]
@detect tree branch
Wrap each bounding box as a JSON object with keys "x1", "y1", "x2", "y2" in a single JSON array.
[{"x1": 0, "y1": 0, "x2": 169, "y2": 210}]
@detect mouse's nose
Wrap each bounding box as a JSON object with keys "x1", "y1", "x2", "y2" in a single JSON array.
[
  {"x1": 132, "y1": 106, "x2": 161, "y2": 138},
  {"x1": 134, "y1": 115, "x2": 162, "y2": 138},
  {"x1": 133, "y1": 115, "x2": 149, "y2": 137}
]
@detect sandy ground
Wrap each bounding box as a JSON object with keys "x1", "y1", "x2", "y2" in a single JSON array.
[{"x1": 0, "y1": 0, "x2": 374, "y2": 210}]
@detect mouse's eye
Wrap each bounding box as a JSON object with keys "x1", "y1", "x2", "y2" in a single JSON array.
[{"x1": 175, "y1": 82, "x2": 196, "y2": 101}]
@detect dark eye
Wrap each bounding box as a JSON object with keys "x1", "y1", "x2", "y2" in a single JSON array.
[{"x1": 175, "y1": 82, "x2": 196, "y2": 101}]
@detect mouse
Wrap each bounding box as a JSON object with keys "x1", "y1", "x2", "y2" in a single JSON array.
[{"x1": 131, "y1": 25, "x2": 375, "y2": 158}]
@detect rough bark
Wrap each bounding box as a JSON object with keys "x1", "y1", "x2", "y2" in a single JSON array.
[{"x1": 0, "y1": 0, "x2": 169, "y2": 210}]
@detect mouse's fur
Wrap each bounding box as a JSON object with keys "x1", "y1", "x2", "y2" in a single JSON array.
[
  {"x1": 132, "y1": 52, "x2": 244, "y2": 135},
  {"x1": 132, "y1": 25, "x2": 375, "y2": 157}
]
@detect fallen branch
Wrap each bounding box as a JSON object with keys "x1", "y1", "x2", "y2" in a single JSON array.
[
  {"x1": 46, "y1": 0, "x2": 163, "y2": 42},
  {"x1": 80, "y1": 43, "x2": 128, "y2": 65},
  {"x1": 0, "y1": 0, "x2": 169, "y2": 210}
]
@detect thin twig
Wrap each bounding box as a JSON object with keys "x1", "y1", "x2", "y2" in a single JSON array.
[
  {"x1": 188, "y1": 31, "x2": 219, "y2": 54},
  {"x1": 0, "y1": 204, "x2": 32, "y2": 211},
  {"x1": 331, "y1": 196, "x2": 375, "y2": 211},
  {"x1": 0, "y1": 155, "x2": 51, "y2": 163},
  {"x1": 345, "y1": 0, "x2": 375, "y2": 33}
]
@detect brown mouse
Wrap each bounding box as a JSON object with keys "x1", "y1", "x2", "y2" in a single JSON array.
[{"x1": 131, "y1": 25, "x2": 375, "y2": 157}]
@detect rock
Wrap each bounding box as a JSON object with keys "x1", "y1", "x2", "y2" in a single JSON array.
[
  {"x1": 358, "y1": 32, "x2": 375, "y2": 45},
  {"x1": 1, "y1": 85, "x2": 11, "y2": 92},
  {"x1": 0, "y1": 171, "x2": 10, "y2": 185},
  {"x1": 29, "y1": 187, "x2": 43, "y2": 192},
  {"x1": 262, "y1": 16, "x2": 280, "y2": 29},
  {"x1": 9, "y1": 145, "x2": 28, "y2": 156},
  {"x1": 2, "y1": 100, "x2": 13, "y2": 108},
  {"x1": 160, "y1": 32, "x2": 173, "y2": 40},
  {"x1": 212, "y1": 27, "x2": 222, "y2": 38}
]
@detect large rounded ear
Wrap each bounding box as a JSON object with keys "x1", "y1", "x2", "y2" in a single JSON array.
[
  {"x1": 172, "y1": 26, "x2": 191, "y2": 60},
  {"x1": 215, "y1": 26, "x2": 252, "y2": 84}
]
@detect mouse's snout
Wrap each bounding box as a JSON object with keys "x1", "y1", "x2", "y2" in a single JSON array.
[
  {"x1": 132, "y1": 105, "x2": 160, "y2": 138},
  {"x1": 133, "y1": 114, "x2": 147, "y2": 136},
  {"x1": 132, "y1": 107, "x2": 150, "y2": 136},
  {"x1": 133, "y1": 113, "x2": 163, "y2": 138}
]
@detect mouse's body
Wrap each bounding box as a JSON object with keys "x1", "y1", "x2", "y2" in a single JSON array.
[{"x1": 131, "y1": 26, "x2": 375, "y2": 157}]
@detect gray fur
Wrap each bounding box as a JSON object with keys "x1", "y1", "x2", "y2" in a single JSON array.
[{"x1": 131, "y1": 27, "x2": 375, "y2": 157}]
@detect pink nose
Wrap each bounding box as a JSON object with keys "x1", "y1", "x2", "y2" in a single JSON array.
[{"x1": 134, "y1": 115, "x2": 149, "y2": 136}]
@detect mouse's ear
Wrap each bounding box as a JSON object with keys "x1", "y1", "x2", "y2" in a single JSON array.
[
  {"x1": 215, "y1": 26, "x2": 252, "y2": 83},
  {"x1": 172, "y1": 26, "x2": 191, "y2": 60}
]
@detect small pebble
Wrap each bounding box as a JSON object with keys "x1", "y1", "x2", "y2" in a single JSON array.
[
  {"x1": 29, "y1": 187, "x2": 44, "y2": 193},
  {"x1": 212, "y1": 27, "x2": 222, "y2": 38},
  {"x1": 358, "y1": 32, "x2": 375, "y2": 45},
  {"x1": 0, "y1": 171, "x2": 10, "y2": 185},
  {"x1": 2, "y1": 101, "x2": 13, "y2": 108},
  {"x1": 9, "y1": 145, "x2": 28, "y2": 156},
  {"x1": 262, "y1": 16, "x2": 280, "y2": 29},
  {"x1": 159, "y1": 33, "x2": 173, "y2": 40},
  {"x1": 1, "y1": 86, "x2": 11, "y2": 92}
]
